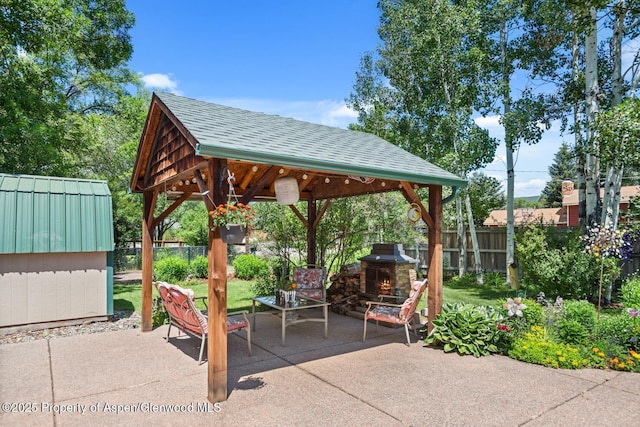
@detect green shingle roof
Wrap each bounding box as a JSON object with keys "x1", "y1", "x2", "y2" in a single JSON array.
[
  {"x1": 156, "y1": 92, "x2": 467, "y2": 188},
  {"x1": 0, "y1": 174, "x2": 114, "y2": 254}
]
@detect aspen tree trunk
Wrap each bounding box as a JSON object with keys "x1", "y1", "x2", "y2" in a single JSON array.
[
  {"x1": 601, "y1": 1, "x2": 626, "y2": 230},
  {"x1": 584, "y1": 6, "x2": 600, "y2": 226},
  {"x1": 500, "y1": 19, "x2": 515, "y2": 286},
  {"x1": 456, "y1": 196, "x2": 467, "y2": 277},
  {"x1": 465, "y1": 193, "x2": 483, "y2": 285},
  {"x1": 573, "y1": 25, "x2": 587, "y2": 226}
]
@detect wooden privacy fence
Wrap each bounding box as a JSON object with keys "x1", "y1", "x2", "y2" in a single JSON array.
[
  {"x1": 443, "y1": 229, "x2": 507, "y2": 273},
  {"x1": 434, "y1": 228, "x2": 639, "y2": 279}
]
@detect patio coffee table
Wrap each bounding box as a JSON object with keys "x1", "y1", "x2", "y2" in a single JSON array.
[{"x1": 252, "y1": 296, "x2": 329, "y2": 345}]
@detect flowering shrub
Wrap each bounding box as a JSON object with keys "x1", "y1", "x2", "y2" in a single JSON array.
[
  {"x1": 508, "y1": 325, "x2": 589, "y2": 369},
  {"x1": 582, "y1": 223, "x2": 625, "y2": 258},
  {"x1": 590, "y1": 346, "x2": 640, "y2": 373},
  {"x1": 503, "y1": 297, "x2": 527, "y2": 317},
  {"x1": 209, "y1": 202, "x2": 256, "y2": 228}
]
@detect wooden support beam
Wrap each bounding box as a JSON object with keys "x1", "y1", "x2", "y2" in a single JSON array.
[
  {"x1": 141, "y1": 190, "x2": 157, "y2": 332},
  {"x1": 313, "y1": 198, "x2": 332, "y2": 229},
  {"x1": 238, "y1": 165, "x2": 258, "y2": 190},
  {"x1": 427, "y1": 185, "x2": 443, "y2": 333},
  {"x1": 289, "y1": 204, "x2": 309, "y2": 228},
  {"x1": 207, "y1": 159, "x2": 228, "y2": 403},
  {"x1": 194, "y1": 170, "x2": 216, "y2": 212},
  {"x1": 298, "y1": 173, "x2": 316, "y2": 192},
  {"x1": 308, "y1": 198, "x2": 317, "y2": 266},
  {"x1": 153, "y1": 192, "x2": 193, "y2": 228},
  {"x1": 240, "y1": 166, "x2": 279, "y2": 204},
  {"x1": 399, "y1": 181, "x2": 435, "y2": 229}
]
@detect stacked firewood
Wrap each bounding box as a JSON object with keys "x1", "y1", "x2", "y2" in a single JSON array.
[
  {"x1": 326, "y1": 269, "x2": 361, "y2": 304},
  {"x1": 327, "y1": 265, "x2": 373, "y2": 315}
]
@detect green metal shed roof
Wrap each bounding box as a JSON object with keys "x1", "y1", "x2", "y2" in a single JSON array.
[
  {"x1": 0, "y1": 174, "x2": 114, "y2": 254},
  {"x1": 155, "y1": 92, "x2": 467, "y2": 188}
]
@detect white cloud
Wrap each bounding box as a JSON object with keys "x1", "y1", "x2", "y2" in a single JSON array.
[
  {"x1": 515, "y1": 178, "x2": 547, "y2": 198},
  {"x1": 140, "y1": 73, "x2": 182, "y2": 95},
  {"x1": 206, "y1": 97, "x2": 358, "y2": 129}
]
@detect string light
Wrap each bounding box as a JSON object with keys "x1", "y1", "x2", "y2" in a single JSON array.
[
  {"x1": 345, "y1": 178, "x2": 350, "y2": 184},
  {"x1": 302, "y1": 174, "x2": 308, "y2": 180},
  {"x1": 325, "y1": 177, "x2": 330, "y2": 183}
]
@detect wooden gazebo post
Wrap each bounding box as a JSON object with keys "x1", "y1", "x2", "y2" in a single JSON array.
[
  {"x1": 427, "y1": 185, "x2": 443, "y2": 331},
  {"x1": 141, "y1": 190, "x2": 156, "y2": 332},
  {"x1": 205, "y1": 159, "x2": 229, "y2": 403}
]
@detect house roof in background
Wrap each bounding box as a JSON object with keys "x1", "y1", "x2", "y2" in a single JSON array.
[
  {"x1": 483, "y1": 207, "x2": 567, "y2": 227},
  {"x1": 562, "y1": 185, "x2": 640, "y2": 206}
]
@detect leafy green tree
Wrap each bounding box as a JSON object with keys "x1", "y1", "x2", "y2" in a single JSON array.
[
  {"x1": 466, "y1": 172, "x2": 506, "y2": 226},
  {"x1": 593, "y1": 98, "x2": 640, "y2": 227},
  {"x1": 71, "y1": 91, "x2": 150, "y2": 247},
  {"x1": 0, "y1": 0, "x2": 136, "y2": 176},
  {"x1": 349, "y1": 0, "x2": 498, "y2": 281},
  {"x1": 541, "y1": 143, "x2": 577, "y2": 207},
  {"x1": 175, "y1": 203, "x2": 209, "y2": 246}
]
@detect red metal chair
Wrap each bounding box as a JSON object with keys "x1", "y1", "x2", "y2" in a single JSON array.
[
  {"x1": 363, "y1": 278, "x2": 428, "y2": 346},
  {"x1": 155, "y1": 281, "x2": 251, "y2": 363}
]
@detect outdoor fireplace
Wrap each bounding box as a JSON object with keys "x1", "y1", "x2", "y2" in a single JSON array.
[{"x1": 360, "y1": 243, "x2": 417, "y2": 298}]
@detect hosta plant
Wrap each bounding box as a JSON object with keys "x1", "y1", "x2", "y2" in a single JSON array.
[{"x1": 425, "y1": 302, "x2": 503, "y2": 357}]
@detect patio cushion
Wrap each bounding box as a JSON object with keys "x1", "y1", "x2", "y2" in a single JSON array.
[
  {"x1": 293, "y1": 267, "x2": 326, "y2": 300},
  {"x1": 367, "y1": 305, "x2": 404, "y2": 325}
]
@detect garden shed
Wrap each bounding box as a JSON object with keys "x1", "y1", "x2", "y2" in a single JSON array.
[
  {"x1": 130, "y1": 92, "x2": 467, "y2": 402},
  {"x1": 0, "y1": 174, "x2": 115, "y2": 331}
]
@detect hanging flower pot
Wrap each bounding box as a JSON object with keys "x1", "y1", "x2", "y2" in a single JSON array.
[{"x1": 218, "y1": 224, "x2": 246, "y2": 244}]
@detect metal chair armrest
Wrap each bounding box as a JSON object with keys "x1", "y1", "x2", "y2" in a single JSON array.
[
  {"x1": 365, "y1": 300, "x2": 403, "y2": 309},
  {"x1": 194, "y1": 296, "x2": 208, "y2": 310},
  {"x1": 378, "y1": 294, "x2": 404, "y2": 302}
]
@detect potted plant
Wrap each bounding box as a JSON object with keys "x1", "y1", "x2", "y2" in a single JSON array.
[{"x1": 209, "y1": 202, "x2": 256, "y2": 243}]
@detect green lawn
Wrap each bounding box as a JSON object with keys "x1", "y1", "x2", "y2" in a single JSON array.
[
  {"x1": 443, "y1": 280, "x2": 515, "y2": 307},
  {"x1": 113, "y1": 279, "x2": 256, "y2": 313},
  {"x1": 113, "y1": 276, "x2": 515, "y2": 315}
]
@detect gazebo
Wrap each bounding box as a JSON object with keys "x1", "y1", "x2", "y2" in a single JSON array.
[{"x1": 130, "y1": 92, "x2": 467, "y2": 402}]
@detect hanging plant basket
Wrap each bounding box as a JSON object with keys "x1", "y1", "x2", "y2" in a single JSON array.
[{"x1": 218, "y1": 224, "x2": 246, "y2": 244}]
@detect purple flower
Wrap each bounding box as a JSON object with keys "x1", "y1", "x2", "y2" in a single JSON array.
[{"x1": 627, "y1": 308, "x2": 639, "y2": 318}]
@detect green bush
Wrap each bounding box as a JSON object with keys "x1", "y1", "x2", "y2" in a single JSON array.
[
  {"x1": 425, "y1": 302, "x2": 502, "y2": 357},
  {"x1": 152, "y1": 296, "x2": 169, "y2": 327},
  {"x1": 232, "y1": 254, "x2": 269, "y2": 280},
  {"x1": 516, "y1": 226, "x2": 599, "y2": 300},
  {"x1": 593, "y1": 314, "x2": 638, "y2": 350},
  {"x1": 621, "y1": 275, "x2": 640, "y2": 309},
  {"x1": 154, "y1": 257, "x2": 189, "y2": 283},
  {"x1": 563, "y1": 300, "x2": 597, "y2": 332},
  {"x1": 508, "y1": 325, "x2": 589, "y2": 369},
  {"x1": 189, "y1": 256, "x2": 208, "y2": 278},
  {"x1": 483, "y1": 272, "x2": 508, "y2": 288},
  {"x1": 497, "y1": 297, "x2": 544, "y2": 328},
  {"x1": 446, "y1": 273, "x2": 479, "y2": 288},
  {"x1": 556, "y1": 319, "x2": 589, "y2": 346},
  {"x1": 251, "y1": 274, "x2": 278, "y2": 297},
  {"x1": 521, "y1": 298, "x2": 545, "y2": 326}
]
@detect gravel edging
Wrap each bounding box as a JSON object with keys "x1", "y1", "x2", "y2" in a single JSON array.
[{"x1": 0, "y1": 311, "x2": 142, "y2": 345}]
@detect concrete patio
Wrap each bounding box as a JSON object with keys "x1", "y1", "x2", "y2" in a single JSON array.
[{"x1": 1, "y1": 309, "x2": 639, "y2": 426}]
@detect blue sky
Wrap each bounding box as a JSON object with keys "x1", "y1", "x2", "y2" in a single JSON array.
[{"x1": 125, "y1": 1, "x2": 561, "y2": 198}]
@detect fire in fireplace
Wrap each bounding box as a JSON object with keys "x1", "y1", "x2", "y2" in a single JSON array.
[{"x1": 359, "y1": 243, "x2": 417, "y2": 298}]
